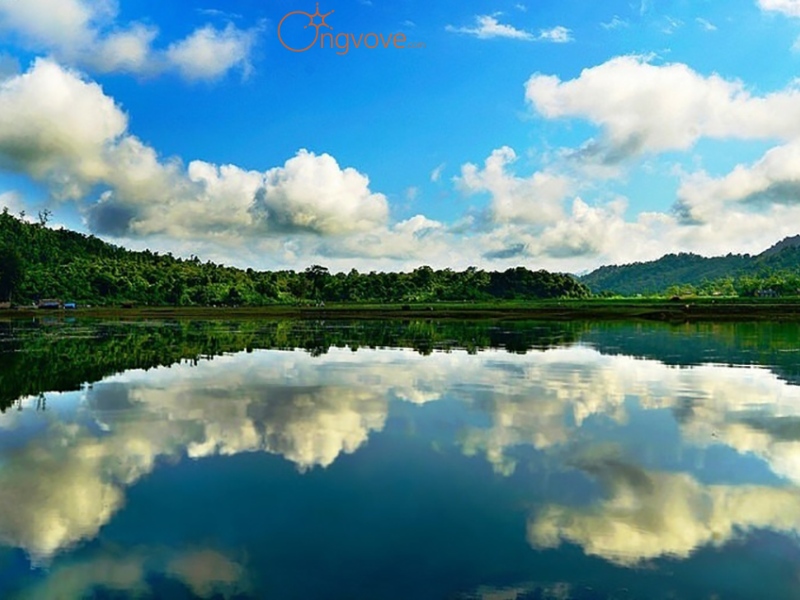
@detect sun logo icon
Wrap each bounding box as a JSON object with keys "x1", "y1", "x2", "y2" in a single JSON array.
[
  {"x1": 304, "y1": 3, "x2": 334, "y2": 32},
  {"x1": 278, "y1": 3, "x2": 335, "y2": 53}
]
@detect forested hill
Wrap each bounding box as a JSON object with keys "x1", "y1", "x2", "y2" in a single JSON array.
[
  {"x1": 0, "y1": 209, "x2": 589, "y2": 305},
  {"x1": 581, "y1": 237, "x2": 800, "y2": 296}
]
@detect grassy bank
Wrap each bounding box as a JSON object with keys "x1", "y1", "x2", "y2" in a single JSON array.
[{"x1": 4, "y1": 297, "x2": 800, "y2": 321}]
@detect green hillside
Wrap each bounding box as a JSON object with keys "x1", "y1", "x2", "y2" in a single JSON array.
[
  {"x1": 581, "y1": 240, "x2": 800, "y2": 296},
  {"x1": 0, "y1": 208, "x2": 589, "y2": 305}
]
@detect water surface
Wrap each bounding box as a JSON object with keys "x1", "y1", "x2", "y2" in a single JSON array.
[{"x1": 1, "y1": 319, "x2": 799, "y2": 599}]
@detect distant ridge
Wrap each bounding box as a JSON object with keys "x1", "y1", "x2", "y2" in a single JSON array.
[
  {"x1": 580, "y1": 236, "x2": 800, "y2": 295},
  {"x1": 760, "y1": 234, "x2": 800, "y2": 258}
]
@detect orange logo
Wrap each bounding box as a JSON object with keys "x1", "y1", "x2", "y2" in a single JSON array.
[
  {"x1": 278, "y1": 3, "x2": 425, "y2": 55},
  {"x1": 278, "y1": 4, "x2": 335, "y2": 53}
]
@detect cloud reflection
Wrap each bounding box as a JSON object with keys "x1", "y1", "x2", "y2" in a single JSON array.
[
  {"x1": 18, "y1": 547, "x2": 249, "y2": 599},
  {"x1": 1, "y1": 344, "x2": 800, "y2": 566},
  {"x1": 528, "y1": 453, "x2": 800, "y2": 565}
]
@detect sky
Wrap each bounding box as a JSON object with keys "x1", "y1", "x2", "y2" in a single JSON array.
[{"x1": 2, "y1": 0, "x2": 800, "y2": 273}]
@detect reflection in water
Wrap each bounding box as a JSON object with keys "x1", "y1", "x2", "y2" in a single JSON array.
[
  {"x1": 529, "y1": 451, "x2": 800, "y2": 565},
  {"x1": 17, "y1": 547, "x2": 248, "y2": 599},
  {"x1": 1, "y1": 321, "x2": 800, "y2": 598}
]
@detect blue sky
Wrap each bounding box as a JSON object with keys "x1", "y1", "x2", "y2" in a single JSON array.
[{"x1": 2, "y1": 0, "x2": 800, "y2": 272}]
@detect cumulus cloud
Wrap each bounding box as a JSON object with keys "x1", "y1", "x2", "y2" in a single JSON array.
[
  {"x1": 525, "y1": 55, "x2": 800, "y2": 162},
  {"x1": 5, "y1": 55, "x2": 800, "y2": 271},
  {"x1": 509, "y1": 54, "x2": 800, "y2": 261},
  {"x1": 255, "y1": 150, "x2": 389, "y2": 235},
  {"x1": 456, "y1": 146, "x2": 571, "y2": 225},
  {"x1": 166, "y1": 23, "x2": 255, "y2": 81},
  {"x1": 0, "y1": 0, "x2": 257, "y2": 80},
  {"x1": 676, "y1": 140, "x2": 800, "y2": 222},
  {"x1": 2, "y1": 59, "x2": 784, "y2": 270},
  {"x1": 528, "y1": 457, "x2": 800, "y2": 565},
  {"x1": 450, "y1": 146, "x2": 676, "y2": 264},
  {"x1": 0, "y1": 60, "x2": 388, "y2": 244},
  {"x1": 0, "y1": 58, "x2": 127, "y2": 197}
]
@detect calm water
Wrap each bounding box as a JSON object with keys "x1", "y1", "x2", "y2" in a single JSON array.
[{"x1": 1, "y1": 319, "x2": 799, "y2": 599}]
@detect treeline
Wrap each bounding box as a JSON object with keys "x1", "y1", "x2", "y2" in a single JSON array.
[
  {"x1": 0, "y1": 209, "x2": 589, "y2": 305},
  {"x1": 663, "y1": 272, "x2": 800, "y2": 298}
]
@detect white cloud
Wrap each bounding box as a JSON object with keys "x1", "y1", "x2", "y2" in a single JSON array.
[
  {"x1": 257, "y1": 149, "x2": 389, "y2": 235},
  {"x1": 445, "y1": 17, "x2": 571, "y2": 43},
  {"x1": 537, "y1": 26, "x2": 573, "y2": 43},
  {"x1": 166, "y1": 24, "x2": 255, "y2": 81},
  {"x1": 758, "y1": 0, "x2": 800, "y2": 17},
  {"x1": 0, "y1": 60, "x2": 388, "y2": 243},
  {"x1": 5, "y1": 56, "x2": 799, "y2": 272},
  {"x1": 525, "y1": 55, "x2": 800, "y2": 161},
  {"x1": 0, "y1": 58, "x2": 127, "y2": 197},
  {"x1": 0, "y1": 0, "x2": 258, "y2": 80},
  {"x1": 675, "y1": 140, "x2": 800, "y2": 224},
  {"x1": 94, "y1": 24, "x2": 159, "y2": 73},
  {"x1": 0, "y1": 0, "x2": 101, "y2": 55},
  {"x1": 446, "y1": 15, "x2": 535, "y2": 40},
  {"x1": 456, "y1": 146, "x2": 571, "y2": 225},
  {"x1": 430, "y1": 163, "x2": 445, "y2": 182}
]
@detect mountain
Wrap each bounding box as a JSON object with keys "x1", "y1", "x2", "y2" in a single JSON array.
[
  {"x1": 760, "y1": 235, "x2": 800, "y2": 257},
  {"x1": 581, "y1": 237, "x2": 800, "y2": 296}
]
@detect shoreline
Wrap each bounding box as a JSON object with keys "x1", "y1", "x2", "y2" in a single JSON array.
[{"x1": 3, "y1": 298, "x2": 800, "y2": 321}]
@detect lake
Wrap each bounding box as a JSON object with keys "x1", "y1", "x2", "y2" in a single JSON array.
[{"x1": 1, "y1": 318, "x2": 799, "y2": 599}]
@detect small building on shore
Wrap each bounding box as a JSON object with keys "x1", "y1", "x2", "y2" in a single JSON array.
[{"x1": 37, "y1": 299, "x2": 62, "y2": 309}]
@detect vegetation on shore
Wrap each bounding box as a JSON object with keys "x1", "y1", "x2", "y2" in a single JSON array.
[{"x1": 0, "y1": 209, "x2": 588, "y2": 306}]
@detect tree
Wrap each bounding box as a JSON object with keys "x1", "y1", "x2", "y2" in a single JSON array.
[
  {"x1": 305, "y1": 265, "x2": 329, "y2": 300},
  {"x1": 37, "y1": 208, "x2": 52, "y2": 227},
  {"x1": 0, "y1": 245, "x2": 22, "y2": 302}
]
